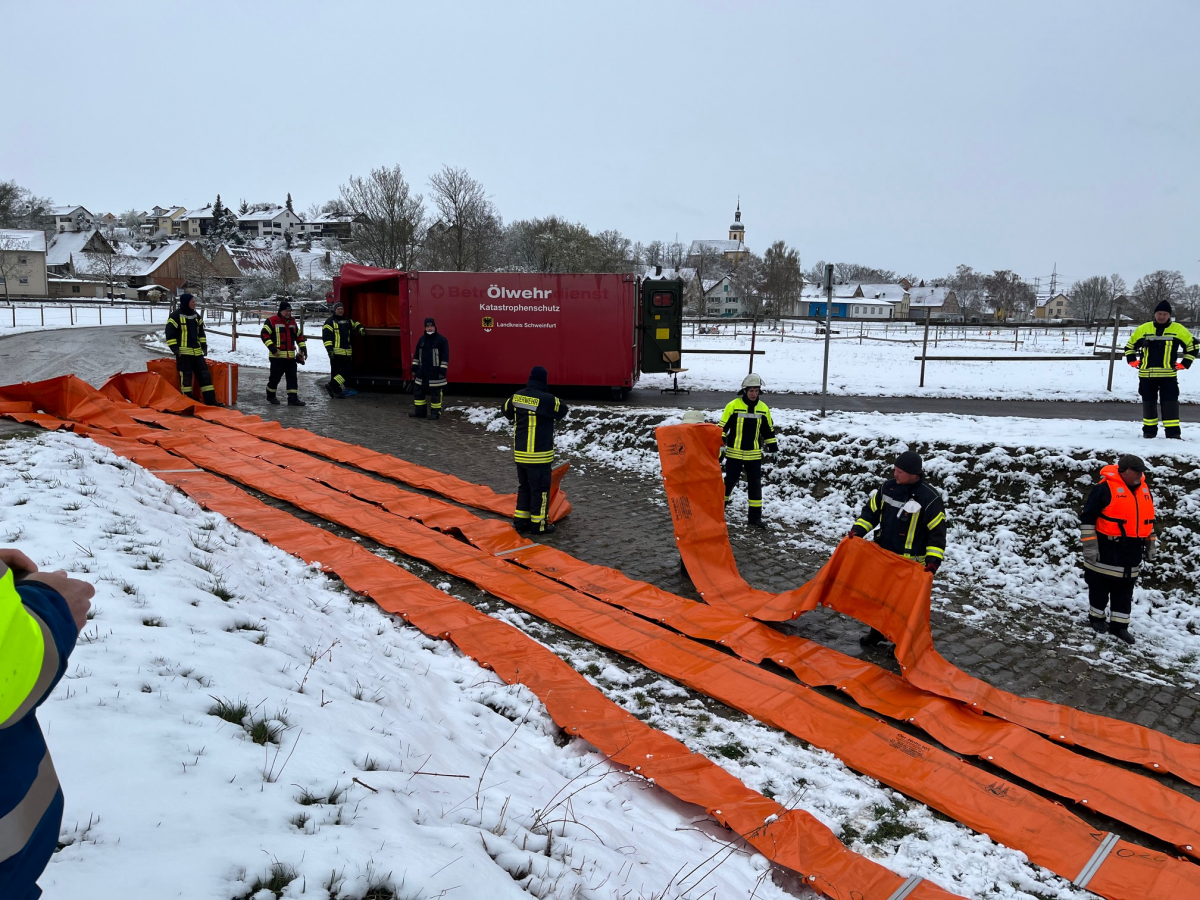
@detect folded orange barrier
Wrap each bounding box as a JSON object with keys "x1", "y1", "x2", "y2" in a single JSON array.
[
  {"x1": 12, "y1": 376, "x2": 1200, "y2": 897},
  {"x1": 101, "y1": 371, "x2": 570, "y2": 523},
  {"x1": 124, "y1": 405, "x2": 1200, "y2": 861},
  {"x1": 656, "y1": 421, "x2": 1200, "y2": 790},
  {"x1": 146, "y1": 357, "x2": 239, "y2": 406},
  {"x1": 0, "y1": 379, "x2": 964, "y2": 900},
  {"x1": 32, "y1": 393, "x2": 1195, "y2": 899}
]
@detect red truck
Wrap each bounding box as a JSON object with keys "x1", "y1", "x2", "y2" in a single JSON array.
[{"x1": 333, "y1": 266, "x2": 684, "y2": 396}]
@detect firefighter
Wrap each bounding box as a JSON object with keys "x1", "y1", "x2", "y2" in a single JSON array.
[
  {"x1": 164, "y1": 293, "x2": 222, "y2": 406},
  {"x1": 1125, "y1": 300, "x2": 1197, "y2": 439},
  {"x1": 502, "y1": 366, "x2": 568, "y2": 535},
  {"x1": 849, "y1": 450, "x2": 948, "y2": 647},
  {"x1": 321, "y1": 300, "x2": 365, "y2": 399},
  {"x1": 0, "y1": 548, "x2": 94, "y2": 899},
  {"x1": 260, "y1": 299, "x2": 307, "y2": 406},
  {"x1": 410, "y1": 317, "x2": 449, "y2": 419},
  {"x1": 1079, "y1": 455, "x2": 1156, "y2": 644},
  {"x1": 720, "y1": 373, "x2": 778, "y2": 528}
]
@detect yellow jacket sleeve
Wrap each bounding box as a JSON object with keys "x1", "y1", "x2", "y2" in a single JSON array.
[{"x1": 0, "y1": 565, "x2": 46, "y2": 727}]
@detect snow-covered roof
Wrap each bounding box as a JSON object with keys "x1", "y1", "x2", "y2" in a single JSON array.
[
  {"x1": 132, "y1": 241, "x2": 190, "y2": 276},
  {"x1": 308, "y1": 214, "x2": 353, "y2": 224},
  {"x1": 640, "y1": 266, "x2": 695, "y2": 283},
  {"x1": 688, "y1": 239, "x2": 747, "y2": 256},
  {"x1": 0, "y1": 229, "x2": 47, "y2": 252},
  {"x1": 908, "y1": 286, "x2": 953, "y2": 308},
  {"x1": 1036, "y1": 292, "x2": 1069, "y2": 308},
  {"x1": 48, "y1": 205, "x2": 90, "y2": 218},
  {"x1": 184, "y1": 206, "x2": 214, "y2": 219},
  {"x1": 239, "y1": 207, "x2": 291, "y2": 223},
  {"x1": 801, "y1": 283, "x2": 857, "y2": 299},
  {"x1": 136, "y1": 283, "x2": 170, "y2": 292},
  {"x1": 46, "y1": 230, "x2": 99, "y2": 266},
  {"x1": 856, "y1": 283, "x2": 908, "y2": 301}
]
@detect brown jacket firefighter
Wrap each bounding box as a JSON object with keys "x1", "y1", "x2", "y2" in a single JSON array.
[{"x1": 1079, "y1": 455, "x2": 1156, "y2": 645}]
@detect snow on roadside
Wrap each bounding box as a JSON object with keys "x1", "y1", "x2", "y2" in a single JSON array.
[
  {"x1": 3, "y1": 431, "x2": 791, "y2": 900},
  {"x1": 670, "y1": 326, "x2": 1184, "y2": 401},
  {"x1": 0, "y1": 303, "x2": 165, "y2": 338},
  {"x1": 3, "y1": 429, "x2": 1089, "y2": 899},
  {"x1": 465, "y1": 403, "x2": 1200, "y2": 687}
]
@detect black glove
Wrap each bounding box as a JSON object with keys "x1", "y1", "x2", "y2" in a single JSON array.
[
  {"x1": 1145, "y1": 540, "x2": 1159, "y2": 562},
  {"x1": 764, "y1": 444, "x2": 778, "y2": 454},
  {"x1": 924, "y1": 560, "x2": 940, "y2": 575}
]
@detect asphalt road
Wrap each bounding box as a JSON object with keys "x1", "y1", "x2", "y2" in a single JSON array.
[{"x1": 0, "y1": 323, "x2": 1189, "y2": 424}]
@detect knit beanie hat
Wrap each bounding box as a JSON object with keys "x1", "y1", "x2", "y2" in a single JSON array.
[
  {"x1": 1155, "y1": 300, "x2": 1173, "y2": 314},
  {"x1": 528, "y1": 366, "x2": 548, "y2": 386},
  {"x1": 895, "y1": 450, "x2": 923, "y2": 477},
  {"x1": 278, "y1": 299, "x2": 292, "y2": 313},
  {"x1": 1118, "y1": 454, "x2": 1146, "y2": 474},
  {"x1": 424, "y1": 317, "x2": 436, "y2": 329}
]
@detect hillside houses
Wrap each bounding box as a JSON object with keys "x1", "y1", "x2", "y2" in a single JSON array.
[{"x1": 0, "y1": 229, "x2": 48, "y2": 298}]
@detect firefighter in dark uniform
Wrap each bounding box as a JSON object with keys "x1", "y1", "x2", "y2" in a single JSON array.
[
  {"x1": 502, "y1": 366, "x2": 568, "y2": 535},
  {"x1": 1125, "y1": 299, "x2": 1197, "y2": 439},
  {"x1": 0, "y1": 549, "x2": 94, "y2": 899},
  {"x1": 410, "y1": 317, "x2": 450, "y2": 419},
  {"x1": 165, "y1": 293, "x2": 222, "y2": 405},
  {"x1": 260, "y1": 299, "x2": 307, "y2": 406},
  {"x1": 1079, "y1": 455, "x2": 1156, "y2": 645},
  {"x1": 720, "y1": 373, "x2": 778, "y2": 528},
  {"x1": 321, "y1": 300, "x2": 365, "y2": 399},
  {"x1": 850, "y1": 450, "x2": 948, "y2": 647}
]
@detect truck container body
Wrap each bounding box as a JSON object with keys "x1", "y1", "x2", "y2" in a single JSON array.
[{"x1": 336, "y1": 265, "x2": 666, "y2": 392}]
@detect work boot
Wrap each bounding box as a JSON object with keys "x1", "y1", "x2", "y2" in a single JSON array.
[
  {"x1": 325, "y1": 381, "x2": 338, "y2": 398},
  {"x1": 1087, "y1": 615, "x2": 1108, "y2": 635},
  {"x1": 748, "y1": 519, "x2": 767, "y2": 529},
  {"x1": 1166, "y1": 432, "x2": 1183, "y2": 440},
  {"x1": 287, "y1": 396, "x2": 306, "y2": 407},
  {"x1": 512, "y1": 519, "x2": 531, "y2": 535},
  {"x1": 429, "y1": 409, "x2": 440, "y2": 420},
  {"x1": 409, "y1": 407, "x2": 427, "y2": 419},
  {"x1": 536, "y1": 522, "x2": 556, "y2": 536},
  {"x1": 1143, "y1": 430, "x2": 1157, "y2": 439},
  {"x1": 859, "y1": 628, "x2": 889, "y2": 648},
  {"x1": 1110, "y1": 624, "x2": 1135, "y2": 645},
  {"x1": 267, "y1": 391, "x2": 280, "y2": 405}
]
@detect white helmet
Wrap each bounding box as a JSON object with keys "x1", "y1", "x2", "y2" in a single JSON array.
[{"x1": 741, "y1": 373, "x2": 764, "y2": 390}]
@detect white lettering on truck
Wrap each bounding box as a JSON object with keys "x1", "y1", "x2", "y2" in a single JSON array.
[{"x1": 487, "y1": 284, "x2": 554, "y2": 300}]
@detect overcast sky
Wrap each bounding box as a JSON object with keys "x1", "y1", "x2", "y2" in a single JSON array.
[{"x1": 4, "y1": 1, "x2": 1197, "y2": 287}]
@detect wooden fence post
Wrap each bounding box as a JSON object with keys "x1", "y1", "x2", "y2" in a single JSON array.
[{"x1": 919, "y1": 308, "x2": 932, "y2": 387}]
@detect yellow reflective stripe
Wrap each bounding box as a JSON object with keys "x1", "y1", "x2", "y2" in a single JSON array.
[
  {"x1": 526, "y1": 412, "x2": 536, "y2": 455},
  {"x1": 925, "y1": 547, "x2": 944, "y2": 560},
  {"x1": 514, "y1": 451, "x2": 554, "y2": 464},
  {"x1": 0, "y1": 750, "x2": 60, "y2": 865},
  {"x1": 928, "y1": 512, "x2": 945, "y2": 528},
  {"x1": 0, "y1": 569, "x2": 51, "y2": 728},
  {"x1": 905, "y1": 511, "x2": 920, "y2": 550},
  {"x1": 869, "y1": 492, "x2": 879, "y2": 513},
  {"x1": 854, "y1": 518, "x2": 874, "y2": 531}
]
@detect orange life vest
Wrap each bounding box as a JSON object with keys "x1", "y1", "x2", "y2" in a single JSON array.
[{"x1": 1095, "y1": 464, "x2": 1155, "y2": 539}]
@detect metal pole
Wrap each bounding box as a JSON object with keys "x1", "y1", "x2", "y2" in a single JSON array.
[
  {"x1": 748, "y1": 316, "x2": 757, "y2": 374},
  {"x1": 231, "y1": 305, "x2": 238, "y2": 352},
  {"x1": 919, "y1": 307, "x2": 932, "y2": 387},
  {"x1": 820, "y1": 264, "x2": 834, "y2": 417},
  {"x1": 1106, "y1": 306, "x2": 1122, "y2": 392}
]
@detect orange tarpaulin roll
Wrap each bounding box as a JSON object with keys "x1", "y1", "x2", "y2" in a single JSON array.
[
  {"x1": 101, "y1": 372, "x2": 570, "y2": 523},
  {"x1": 146, "y1": 357, "x2": 238, "y2": 406},
  {"x1": 0, "y1": 378, "x2": 963, "y2": 900},
  {"x1": 24, "y1": 382, "x2": 1199, "y2": 900},
  {"x1": 127, "y1": 405, "x2": 1200, "y2": 861},
  {"x1": 656, "y1": 421, "x2": 1200, "y2": 789}
]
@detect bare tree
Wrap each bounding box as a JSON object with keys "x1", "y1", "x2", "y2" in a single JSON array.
[
  {"x1": 984, "y1": 270, "x2": 1036, "y2": 320},
  {"x1": 85, "y1": 246, "x2": 138, "y2": 301},
  {"x1": 0, "y1": 180, "x2": 53, "y2": 231},
  {"x1": 759, "y1": 240, "x2": 803, "y2": 318},
  {"x1": 1180, "y1": 283, "x2": 1200, "y2": 324},
  {"x1": 0, "y1": 234, "x2": 34, "y2": 302},
  {"x1": 642, "y1": 240, "x2": 665, "y2": 268},
  {"x1": 500, "y1": 217, "x2": 634, "y2": 274},
  {"x1": 177, "y1": 247, "x2": 225, "y2": 305},
  {"x1": 424, "y1": 166, "x2": 503, "y2": 271},
  {"x1": 1068, "y1": 276, "x2": 1116, "y2": 324},
  {"x1": 338, "y1": 165, "x2": 426, "y2": 270},
  {"x1": 833, "y1": 262, "x2": 898, "y2": 284},
  {"x1": 664, "y1": 241, "x2": 686, "y2": 269},
  {"x1": 1130, "y1": 270, "x2": 1187, "y2": 319}
]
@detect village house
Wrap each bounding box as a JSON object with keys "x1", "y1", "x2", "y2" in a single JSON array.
[
  {"x1": 183, "y1": 206, "x2": 216, "y2": 237},
  {"x1": 0, "y1": 229, "x2": 49, "y2": 298},
  {"x1": 686, "y1": 203, "x2": 751, "y2": 269},
  {"x1": 238, "y1": 206, "x2": 304, "y2": 239},
  {"x1": 126, "y1": 240, "x2": 219, "y2": 292},
  {"x1": 1035, "y1": 292, "x2": 1071, "y2": 320},
  {"x1": 45, "y1": 229, "x2": 116, "y2": 278},
  {"x1": 44, "y1": 205, "x2": 93, "y2": 233},
  {"x1": 904, "y1": 284, "x2": 960, "y2": 320}
]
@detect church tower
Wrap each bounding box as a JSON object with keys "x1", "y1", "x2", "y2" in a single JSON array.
[{"x1": 728, "y1": 199, "x2": 745, "y2": 244}]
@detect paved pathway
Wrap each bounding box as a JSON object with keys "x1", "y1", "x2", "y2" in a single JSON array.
[{"x1": 5, "y1": 324, "x2": 1200, "y2": 827}]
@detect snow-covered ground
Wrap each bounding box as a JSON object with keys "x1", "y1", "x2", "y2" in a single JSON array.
[
  {"x1": 468, "y1": 404, "x2": 1200, "y2": 687},
  {"x1": 671, "y1": 322, "x2": 1172, "y2": 400},
  {"x1": 4, "y1": 428, "x2": 1091, "y2": 900},
  {"x1": 0, "y1": 303, "x2": 169, "y2": 337}
]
